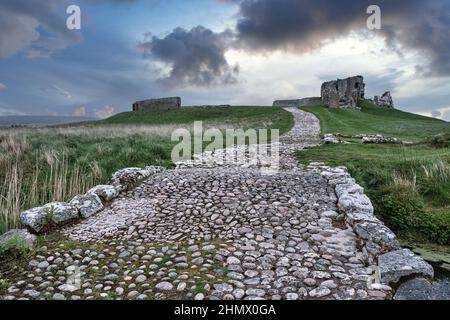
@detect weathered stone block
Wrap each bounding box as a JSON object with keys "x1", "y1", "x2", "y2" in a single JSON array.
[
  {"x1": 338, "y1": 193, "x2": 374, "y2": 215},
  {"x1": 394, "y1": 278, "x2": 434, "y2": 300},
  {"x1": 111, "y1": 166, "x2": 165, "y2": 190},
  {"x1": 335, "y1": 182, "x2": 364, "y2": 198},
  {"x1": 88, "y1": 185, "x2": 119, "y2": 202},
  {"x1": 378, "y1": 249, "x2": 434, "y2": 285},
  {"x1": 70, "y1": 193, "x2": 104, "y2": 219},
  {"x1": 354, "y1": 222, "x2": 401, "y2": 251},
  {"x1": 20, "y1": 202, "x2": 78, "y2": 233}
]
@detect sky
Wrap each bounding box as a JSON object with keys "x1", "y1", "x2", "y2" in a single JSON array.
[{"x1": 0, "y1": 0, "x2": 449, "y2": 120}]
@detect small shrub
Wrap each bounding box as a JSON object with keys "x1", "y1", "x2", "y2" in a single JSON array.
[
  {"x1": 418, "y1": 210, "x2": 450, "y2": 245},
  {"x1": 420, "y1": 160, "x2": 450, "y2": 206},
  {"x1": 194, "y1": 281, "x2": 207, "y2": 294},
  {"x1": 382, "y1": 174, "x2": 425, "y2": 229},
  {"x1": 0, "y1": 278, "x2": 11, "y2": 291},
  {"x1": 43, "y1": 206, "x2": 56, "y2": 226},
  {"x1": 0, "y1": 234, "x2": 33, "y2": 256},
  {"x1": 428, "y1": 133, "x2": 450, "y2": 148},
  {"x1": 382, "y1": 172, "x2": 450, "y2": 244}
]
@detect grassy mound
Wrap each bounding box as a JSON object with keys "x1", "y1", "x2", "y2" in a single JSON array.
[
  {"x1": 302, "y1": 100, "x2": 449, "y2": 142},
  {"x1": 100, "y1": 106, "x2": 293, "y2": 132},
  {"x1": 299, "y1": 101, "x2": 450, "y2": 245}
]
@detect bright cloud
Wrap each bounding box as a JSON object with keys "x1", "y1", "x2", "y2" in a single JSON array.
[
  {"x1": 95, "y1": 105, "x2": 115, "y2": 118},
  {"x1": 72, "y1": 106, "x2": 86, "y2": 116}
]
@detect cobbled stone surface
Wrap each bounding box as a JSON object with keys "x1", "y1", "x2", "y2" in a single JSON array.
[{"x1": 0, "y1": 108, "x2": 392, "y2": 300}]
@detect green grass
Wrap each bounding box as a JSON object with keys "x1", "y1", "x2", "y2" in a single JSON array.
[
  {"x1": 299, "y1": 101, "x2": 450, "y2": 245},
  {"x1": 302, "y1": 100, "x2": 450, "y2": 142},
  {"x1": 99, "y1": 106, "x2": 293, "y2": 132},
  {"x1": 0, "y1": 106, "x2": 293, "y2": 233}
]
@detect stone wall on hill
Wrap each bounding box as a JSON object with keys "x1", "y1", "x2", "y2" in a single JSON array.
[{"x1": 132, "y1": 97, "x2": 181, "y2": 112}]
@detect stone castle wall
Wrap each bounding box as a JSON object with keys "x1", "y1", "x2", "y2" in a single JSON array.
[
  {"x1": 273, "y1": 97, "x2": 322, "y2": 108},
  {"x1": 321, "y1": 76, "x2": 365, "y2": 109},
  {"x1": 132, "y1": 97, "x2": 181, "y2": 112}
]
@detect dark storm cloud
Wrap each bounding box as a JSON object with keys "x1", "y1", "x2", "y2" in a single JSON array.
[
  {"x1": 138, "y1": 26, "x2": 239, "y2": 88},
  {"x1": 234, "y1": 0, "x2": 450, "y2": 76},
  {"x1": 0, "y1": 0, "x2": 81, "y2": 58}
]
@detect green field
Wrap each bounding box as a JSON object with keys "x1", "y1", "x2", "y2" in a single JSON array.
[
  {"x1": 299, "y1": 101, "x2": 450, "y2": 245},
  {"x1": 0, "y1": 106, "x2": 293, "y2": 233},
  {"x1": 100, "y1": 106, "x2": 293, "y2": 132},
  {"x1": 302, "y1": 100, "x2": 449, "y2": 142}
]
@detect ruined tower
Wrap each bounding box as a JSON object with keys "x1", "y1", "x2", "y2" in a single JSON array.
[{"x1": 321, "y1": 76, "x2": 365, "y2": 109}]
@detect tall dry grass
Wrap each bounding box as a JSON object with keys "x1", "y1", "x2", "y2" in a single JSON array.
[
  {"x1": 0, "y1": 120, "x2": 275, "y2": 234},
  {"x1": 0, "y1": 123, "x2": 243, "y2": 139},
  {"x1": 422, "y1": 160, "x2": 450, "y2": 184},
  {"x1": 0, "y1": 135, "x2": 103, "y2": 233}
]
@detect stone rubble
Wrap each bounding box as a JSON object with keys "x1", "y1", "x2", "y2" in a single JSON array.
[
  {"x1": 322, "y1": 133, "x2": 402, "y2": 145},
  {"x1": 359, "y1": 134, "x2": 402, "y2": 144}
]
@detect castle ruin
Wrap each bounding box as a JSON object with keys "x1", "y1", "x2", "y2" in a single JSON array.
[
  {"x1": 374, "y1": 91, "x2": 394, "y2": 108},
  {"x1": 321, "y1": 75, "x2": 365, "y2": 109},
  {"x1": 132, "y1": 97, "x2": 181, "y2": 112},
  {"x1": 273, "y1": 75, "x2": 372, "y2": 110},
  {"x1": 273, "y1": 97, "x2": 322, "y2": 108}
]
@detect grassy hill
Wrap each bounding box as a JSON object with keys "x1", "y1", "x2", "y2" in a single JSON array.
[
  {"x1": 299, "y1": 101, "x2": 450, "y2": 245},
  {"x1": 302, "y1": 100, "x2": 449, "y2": 141},
  {"x1": 0, "y1": 106, "x2": 293, "y2": 233},
  {"x1": 100, "y1": 106, "x2": 293, "y2": 132}
]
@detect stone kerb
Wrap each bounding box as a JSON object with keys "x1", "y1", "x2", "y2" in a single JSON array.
[
  {"x1": 306, "y1": 162, "x2": 434, "y2": 289},
  {"x1": 20, "y1": 166, "x2": 166, "y2": 234}
]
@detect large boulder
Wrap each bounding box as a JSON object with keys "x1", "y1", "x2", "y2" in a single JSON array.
[
  {"x1": 20, "y1": 202, "x2": 78, "y2": 233},
  {"x1": 44, "y1": 202, "x2": 79, "y2": 224},
  {"x1": 354, "y1": 222, "x2": 401, "y2": 250},
  {"x1": 88, "y1": 185, "x2": 119, "y2": 202},
  {"x1": 19, "y1": 207, "x2": 47, "y2": 234},
  {"x1": 354, "y1": 222, "x2": 401, "y2": 262},
  {"x1": 378, "y1": 249, "x2": 434, "y2": 285},
  {"x1": 323, "y1": 134, "x2": 340, "y2": 144},
  {"x1": 69, "y1": 193, "x2": 104, "y2": 219},
  {"x1": 338, "y1": 193, "x2": 374, "y2": 215},
  {"x1": 394, "y1": 277, "x2": 450, "y2": 300},
  {"x1": 335, "y1": 182, "x2": 364, "y2": 198}
]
